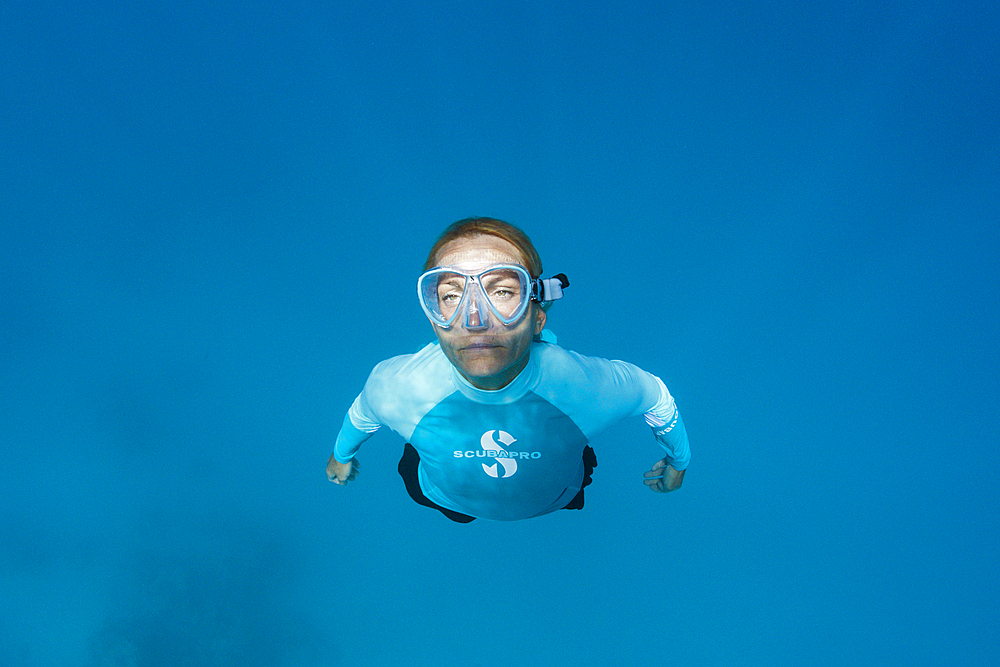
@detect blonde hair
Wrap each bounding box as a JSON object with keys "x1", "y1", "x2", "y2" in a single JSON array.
[{"x1": 424, "y1": 217, "x2": 543, "y2": 279}]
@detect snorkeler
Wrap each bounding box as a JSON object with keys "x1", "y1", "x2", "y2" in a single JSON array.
[{"x1": 326, "y1": 217, "x2": 690, "y2": 522}]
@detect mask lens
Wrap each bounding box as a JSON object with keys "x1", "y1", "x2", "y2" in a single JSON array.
[
  {"x1": 480, "y1": 268, "x2": 528, "y2": 322},
  {"x1": 418, "y1": 270, "x2": 467, "y2": 327}
]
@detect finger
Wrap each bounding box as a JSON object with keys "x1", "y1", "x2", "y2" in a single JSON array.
[{"x1": 644, "y1": 464, "x2": 666, "y2": 479}]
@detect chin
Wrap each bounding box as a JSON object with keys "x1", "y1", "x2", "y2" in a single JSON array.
[{"x1": 459, "y1": 360, "x2": 506, "y2": 378}]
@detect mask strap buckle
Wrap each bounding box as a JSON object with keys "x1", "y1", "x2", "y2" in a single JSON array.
[{"x1": 532, "y1": 273, "x2": 570, "y2": 303}]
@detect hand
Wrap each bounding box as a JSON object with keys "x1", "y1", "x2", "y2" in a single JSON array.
[
  {"x1": 327, "y1": 454, "x2": 360, "y2": 485},
  {"x1": 643, "y1": 458, "x2": 685, "y2": 493}
]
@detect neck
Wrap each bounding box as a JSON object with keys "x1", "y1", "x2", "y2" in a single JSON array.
[{"x1": 462, "y1": 353, "x2": 530, "y2": 391}]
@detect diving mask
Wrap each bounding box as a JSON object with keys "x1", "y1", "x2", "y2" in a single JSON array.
[{"x1": 417, "y1": 263, "x2": 568, "y2": 329}]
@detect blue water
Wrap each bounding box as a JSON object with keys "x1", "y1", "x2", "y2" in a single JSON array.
[{"x1": 2, "y1": 1, "x2": 997, "y2": 665}]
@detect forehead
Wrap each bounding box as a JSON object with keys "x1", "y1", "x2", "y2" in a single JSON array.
[{"x1": 435, "y1": 234, "x2": 525, "y2": 269}]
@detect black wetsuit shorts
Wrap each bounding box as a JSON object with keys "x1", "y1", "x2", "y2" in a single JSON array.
[{"x1": 397, "y1": 443, "x2": 598, "y2": 523}]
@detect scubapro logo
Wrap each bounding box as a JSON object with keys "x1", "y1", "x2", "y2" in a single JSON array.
[
  {"x1": 481, "y1": 430, "x2": 518, "y2": 478},
  {"x1": 452, "y1": 430, "x2": 542, "y2": 478}
]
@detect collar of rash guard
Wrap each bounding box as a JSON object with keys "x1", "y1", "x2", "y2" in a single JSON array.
[{"x1": 448, "y1": 345, "x2": 540, "y2": 404}]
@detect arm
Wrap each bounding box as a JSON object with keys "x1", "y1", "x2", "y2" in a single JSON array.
[
  {"x1": 639, "y1": 375, "x2": 691, "y2": 493},
  {"x1": 326, "y1": 397, "x2": 381, "y2": 486}
]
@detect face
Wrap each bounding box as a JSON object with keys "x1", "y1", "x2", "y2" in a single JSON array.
[{"x1": 428, "y1": 235, "x2": 546, "y2": 391}]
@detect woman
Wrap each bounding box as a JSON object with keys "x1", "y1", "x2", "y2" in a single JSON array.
[{"x1": 326, "y1": 217, "x2": 689, "y2": 522}]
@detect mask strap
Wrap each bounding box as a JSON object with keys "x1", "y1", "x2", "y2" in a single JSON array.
[{"x1": 532, "y1": 273, "x2": 570, "y2": 302}]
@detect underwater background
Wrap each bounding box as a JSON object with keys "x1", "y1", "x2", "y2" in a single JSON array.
[{"x1": 2, "y1": 1, "x2": 997, "y2": 665}]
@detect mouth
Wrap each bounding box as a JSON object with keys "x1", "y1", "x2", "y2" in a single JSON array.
[{"x1": 460, "y1": 340, "x2": 502, "y2": 351}]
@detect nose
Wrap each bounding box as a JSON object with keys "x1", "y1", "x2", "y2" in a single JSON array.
[{"x1": 463, "y1": 285, "x2": 491, "y2": 330}]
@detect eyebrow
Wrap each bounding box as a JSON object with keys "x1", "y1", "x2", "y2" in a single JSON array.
[{"x1": 481, "y1": 272, "x2": 520, "y2": 288}]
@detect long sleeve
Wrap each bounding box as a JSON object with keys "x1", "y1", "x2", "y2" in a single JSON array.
[
  {"x1": 646, "y1": 405, "x2": 690, "y2": 470},
  {"x1": 640, "y1": 373, "x2": 691, "y2": 470},
  {"x1": 332, "y1": 391, "x2": 383, "y2": 463}
]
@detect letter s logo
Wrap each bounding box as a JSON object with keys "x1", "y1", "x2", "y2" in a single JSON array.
[{"x1": 481, "y1": 430, "x2": 518, "y2": 478}]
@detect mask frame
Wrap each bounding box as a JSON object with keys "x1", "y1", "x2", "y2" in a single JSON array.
[{"x1": 417, "y1": 265, "x2": 569, "y2": 329}]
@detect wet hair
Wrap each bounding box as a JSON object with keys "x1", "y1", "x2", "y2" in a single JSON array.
[{"x1": 424, "y1": 217, "x2": 543, "y2": 279}]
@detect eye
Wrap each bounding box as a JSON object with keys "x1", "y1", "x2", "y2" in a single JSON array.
[
  {"x1": 438, "y1": 284, "x2": 464, "y2": 307},
  {"x1": 488, "y1": 278, "x2": 522, "y2": 299},
  {"x1": 436, "y1": 276, "x2": 466, "y2": 308}
]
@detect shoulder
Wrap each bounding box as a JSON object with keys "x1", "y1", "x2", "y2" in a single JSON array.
[
  {"x1": 533, "y1": 342, "x2": 648, "y2": 386},
  {"x1": 532, "y1": 343, "x2": 668, "y2": 431},
  {"x1": 533, "y1": 342, "x2": 664, "y2": 410},
  {"x1": 364, "y1": 342, "x2": 453, "y2": 401}
]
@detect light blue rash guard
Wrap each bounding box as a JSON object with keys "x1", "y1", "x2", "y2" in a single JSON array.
[{"x1": 333, "y1": 339, "x2": 690, "y2": 521}]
